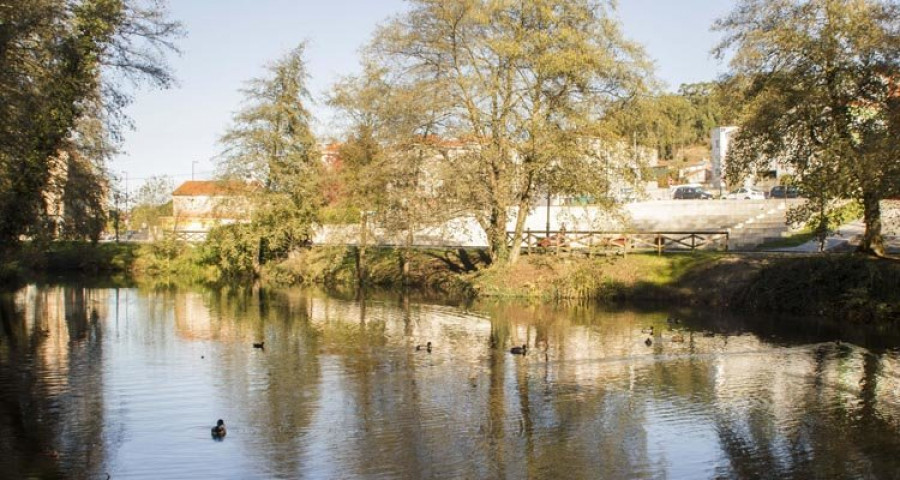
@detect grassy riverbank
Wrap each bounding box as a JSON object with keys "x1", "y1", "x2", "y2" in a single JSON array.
[
  {"x1": 268, "y1": 246, "x2": 484, "y2": 294},
  {"x1": 467, "y1": 252, "x2": 900, "y2": 323},
  {"x1": 0, "y1": 240, "x2": 214, "y2": 286},
  {"x1": 275, "y1": 247, "x2": 899, "y2": 322},
  {"x1": 4, "y1": 241, "x2": 898, "y2": 323},
  {"x1": 0, "y1": 242, "x2": 137, "y2": 283}
]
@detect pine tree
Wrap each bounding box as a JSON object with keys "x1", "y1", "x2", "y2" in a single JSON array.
[{"x1": 215, "y1": 43, "x2": 321, "y2": 275}]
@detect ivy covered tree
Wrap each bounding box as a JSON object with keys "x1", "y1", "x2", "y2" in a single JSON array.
[
  {"x1": 214, "y1": 43, "x2": 321, "y2": 276},
  {"x1": 0, "y1": 0, "x2": 182, "y2": 249},
  {"x1": 716, "y1": 0, "x2": 900, "y2": 256}
]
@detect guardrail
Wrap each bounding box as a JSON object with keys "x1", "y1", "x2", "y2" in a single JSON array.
[
  {"x1": 166, "y1": 230, "x2": 208, "y2": 243},
  {"x1": 162, "y1": 228, "x2": 729, "y2": 253},
  {"x1": 507, "y1": 229, "x2": 729, "y2": 255}
]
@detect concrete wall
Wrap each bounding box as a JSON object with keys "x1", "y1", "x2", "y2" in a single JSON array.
[
  {"x1": 313, "y1": 199, "x2": 805, "y2": 249},
  {"x1": 883, "y1": 200, "x2": 900, "y2": 236}
]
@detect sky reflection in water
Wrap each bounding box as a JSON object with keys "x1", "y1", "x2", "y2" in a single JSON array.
[{"x1": 1, "y1": 284, "x2": 900, "y2": 479}]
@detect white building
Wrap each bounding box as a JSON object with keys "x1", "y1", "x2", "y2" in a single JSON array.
[
  {"x1": 711, "y1": 126, "x2": 739, "y2": 190},
  {"x1": 167, "y1": 181, "x2": 253, "y2": 239},
  {"x1": 711, "y1": 126, "x2": 796, "y2": 191}
]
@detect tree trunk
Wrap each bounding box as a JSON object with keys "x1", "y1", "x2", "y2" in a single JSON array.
[
  {"x1": 486, "y1": 204, "x2": 508, "y2": 265},
  {"x1": 402, "y1": 225, "x2": 413, "y2": 286},
  {"x1": 253, "y1": 236, "x2": 262, "y2": 277},
  {"x1": 857, "y1": 192, "x2": 885, "y2": 257},
  {"x1": 357, "y1": 214, "x2": 369, "y2": 284},
  {"x1": 508, "y1": 199, "x2": 531, "y2": 265}
]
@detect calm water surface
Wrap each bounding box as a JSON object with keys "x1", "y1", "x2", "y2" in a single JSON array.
[{"x1": 2, "y1": 283, "x2": 900, "y2": 479}]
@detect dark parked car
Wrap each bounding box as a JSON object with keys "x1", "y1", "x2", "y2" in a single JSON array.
[
  {"x1": 673, "y1": 186, "x2": 713, "y2": 200},
  {"x1": 769, "y1": 185, "x2": 800, "y2": 198}
]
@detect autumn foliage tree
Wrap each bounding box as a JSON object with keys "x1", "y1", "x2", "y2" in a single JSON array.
[
  {"x1": 717, "y1": 0, "x2": 900, "y2": 256},
  {"x1": 328, "y1": 64, "x2": 446, "y2": 284},
  {"x1": 371, "y1": 0, "x2": 649, "y2": 264}
]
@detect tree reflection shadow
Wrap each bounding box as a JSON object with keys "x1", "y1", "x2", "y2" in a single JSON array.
[{"x1": 0, "y1": 285, "x2": 107, "y2": 479}]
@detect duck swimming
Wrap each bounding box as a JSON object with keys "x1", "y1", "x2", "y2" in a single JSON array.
[
  {"x1": 416, "y1": 341, "x2": 432, "y2": 353},
  {"x1": 645, "y1": 337, "x2": 653, "y2": 347},
  {"x1": 671, "y1": 333, "x2": 685, "y2": 343},
  {"x1": 641, "y1": 326, "x2": 654, "y2": 334},
  {"x1": 211, "y1": 419, "x2": 226, "y2": 438},
  {"x1": 510, "y1": 344, "x2": 527, "y2": 355},
  {"x1": 253, "y1": 342, "x2": 265, "y2": 349}
]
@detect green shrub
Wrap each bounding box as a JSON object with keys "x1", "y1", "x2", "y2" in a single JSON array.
[
  {"x1": 267, "y1": 246, "x2": 354, "y2": 286},
  {"x1": 133, "y1": 238, "x2": 217, "y2": 283},
  {"x1": 198, "y1": 224, "x2": 260, "y2": 279}
]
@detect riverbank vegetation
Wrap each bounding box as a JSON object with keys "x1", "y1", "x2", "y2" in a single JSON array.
[
  {"x1": 4, "y1": 239, "x2": 898, "y2": 323},
  {"x1": 269, "y1": 248, "x2": 900, "y2": 323},
  {"x1": 0, "y1": 242, "x2": 137, "y2": 285},
  {"x1": 733, "y1": 256, "x2": 900, "y2": 324}
]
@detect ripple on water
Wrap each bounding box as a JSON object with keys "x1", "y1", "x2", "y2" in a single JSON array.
[{"x1": 7, "y1": 286, "x2": 900, "y2": 479}]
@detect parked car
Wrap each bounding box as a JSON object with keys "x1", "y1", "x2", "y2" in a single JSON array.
[
  {"x1": 616, "y1": 187, "x2": 640, "y2": 203},
  {"x1": 769, "y1": 185, "x2": 800, "y2": 198},
  {"x1": 724, "y1": 187, "x2": 766, "y2": 200},
  {"x1": 673, "y1": 186, "x2": 713, "y2": 200}
]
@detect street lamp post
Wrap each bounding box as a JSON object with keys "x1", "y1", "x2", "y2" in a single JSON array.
[
  {"x1": 114, "y1": 192, "x2": 120, "y2": 243},
  {"x1": 545, "y1": 190, "x2": 551, "y2": 238},
  {"x1": 122, "y1": 171, "x2": 129, "y2": 236}
]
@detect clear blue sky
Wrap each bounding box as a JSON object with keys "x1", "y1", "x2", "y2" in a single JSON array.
[{"x1": 116, "y1": 0, "x2": 736, "y2": 191}]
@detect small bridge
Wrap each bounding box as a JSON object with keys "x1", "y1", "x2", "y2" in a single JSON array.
[{"x1": 508, "y1": 229, "x2": 729, "y2": 255}]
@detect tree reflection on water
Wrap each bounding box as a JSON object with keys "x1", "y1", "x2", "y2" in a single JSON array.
[
  {"x1": 0, "y1": 285, "x2": 107, "y2": 479},
  {"x1": 1, "y1": 284, "x2": 899, "y2": 478}
]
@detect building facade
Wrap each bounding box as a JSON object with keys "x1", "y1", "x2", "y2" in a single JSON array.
[{"x1": 167, "y1": 181, "x2": 252, "y2": 240}]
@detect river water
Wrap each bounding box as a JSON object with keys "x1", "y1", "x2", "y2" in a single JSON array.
[{"x1": 2, "y1": 283, "x2": 900, "y2": 479}]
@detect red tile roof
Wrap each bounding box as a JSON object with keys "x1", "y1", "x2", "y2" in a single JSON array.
[
  {"x1": 172, "y1": 180, "x2": 251, "y2": 197},
  {"x1": 322, "y1": 142, "x2": 341, "y2": 154}
]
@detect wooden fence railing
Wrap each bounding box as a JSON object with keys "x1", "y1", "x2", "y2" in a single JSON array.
[
  {"x1": 166, "y1": 230, "x2": 208, "y2": 243},
  {"x1": 507, "y1": 230, "x2": 729, "y2": 255}
]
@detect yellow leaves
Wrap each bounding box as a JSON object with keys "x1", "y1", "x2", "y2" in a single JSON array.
[{"x1": 362, "y1": 0, "x2": 652, "y2": 261}]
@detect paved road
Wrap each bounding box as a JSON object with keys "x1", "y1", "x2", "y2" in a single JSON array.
[{"x1": 765, "y1": 219, "x2": 900, "y2": 253}]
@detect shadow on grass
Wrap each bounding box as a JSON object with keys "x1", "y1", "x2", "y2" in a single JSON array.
[{"x1": 423, "y1": 248, "x2": 489, "y2": 274}]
